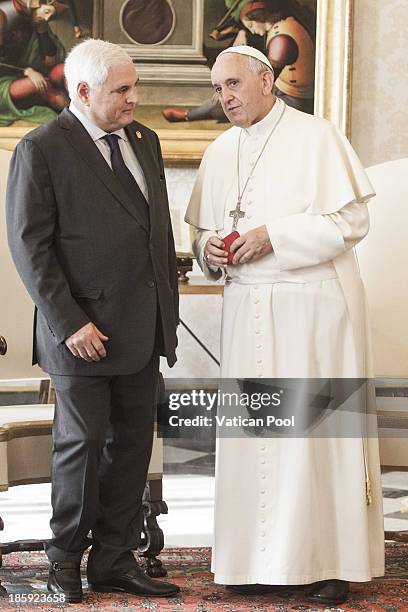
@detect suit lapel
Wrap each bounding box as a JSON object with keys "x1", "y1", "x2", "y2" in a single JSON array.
[{"x1": 58, "y1": 110, "x2": 149, "y2": 232}]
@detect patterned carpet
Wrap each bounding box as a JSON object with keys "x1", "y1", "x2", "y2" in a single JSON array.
[{"x1": 0, "y1": 544, "x2": 407, "y2": 611}]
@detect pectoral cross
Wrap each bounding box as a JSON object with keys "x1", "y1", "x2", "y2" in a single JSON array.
[{"x1": 229, "y1": 198, "x2": 245, "y2": 231}]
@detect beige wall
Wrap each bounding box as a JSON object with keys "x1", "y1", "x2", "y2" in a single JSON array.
[
  {"x1": 0, "y1": 150, "x2": 44, "y2": 379},
  {"x1": 351, "y1": 0, "x2": 408, "y2": 166},
  {"x1": 351, "y1": 0, "x2": 408, "y2": 378}
]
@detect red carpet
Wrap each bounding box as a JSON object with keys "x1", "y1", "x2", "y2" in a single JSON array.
[{"x1": 0, "y1": 544, "x2": 407, "y2": 610}]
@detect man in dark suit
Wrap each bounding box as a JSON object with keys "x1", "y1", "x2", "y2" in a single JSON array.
[{"x1": 6, "y1": 39, "x2": 180, "y2": 602}]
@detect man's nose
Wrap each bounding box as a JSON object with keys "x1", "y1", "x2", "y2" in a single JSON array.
[
  {"x1": 220, "y1": 89, "x2": 234, "y2": 105},
  {"x1": 127, "y1": 87, "x2": 138, "y2": 105}
]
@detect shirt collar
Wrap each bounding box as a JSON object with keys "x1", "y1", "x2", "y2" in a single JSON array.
[
  {"x1": 243, "y1": 97, "x2": 284, "y2": 138},
  {"x1": 69, "y1": 102, "x2": 128, "y2": 143}
]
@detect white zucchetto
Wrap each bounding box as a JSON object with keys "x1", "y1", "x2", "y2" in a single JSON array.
[{"x1": 217, "y1": 45, "x2": 274, "y2": 73}]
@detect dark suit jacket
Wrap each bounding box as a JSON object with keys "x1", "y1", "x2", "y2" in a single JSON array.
[{"x1": 6, "y1": 108, "x2": 178, "y2": 375}]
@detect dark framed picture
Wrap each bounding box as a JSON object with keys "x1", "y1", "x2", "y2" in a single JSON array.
[{"x1": 0, "y1": 1, "x2": 354, "y2": 164}]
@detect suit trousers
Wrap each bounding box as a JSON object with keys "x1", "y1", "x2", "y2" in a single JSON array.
[{"x1": 44, "y1": 349, "x2": 159, "y2": 581}]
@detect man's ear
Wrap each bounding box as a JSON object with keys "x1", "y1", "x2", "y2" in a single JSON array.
[
  {"x1": 77, "y1": 82, "x2": 90, "y2": 104},
  {"x1": 262, "y1": 70, "x2": 274, "y2": 95}
]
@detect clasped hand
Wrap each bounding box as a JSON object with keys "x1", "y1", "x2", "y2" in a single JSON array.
[
  {"x1": 65, "y1": 322, "x2": 109, "y2": 362},
  {"x1": 204, "y1": 225, "x2": 272, "y2": 267}
]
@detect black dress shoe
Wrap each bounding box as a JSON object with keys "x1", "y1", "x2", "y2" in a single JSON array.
[
  {"x1": 308, "y1": 579, "x2": 349, "y2": 605},
  {"x1": 89, "y1": 567, "x2": 180, "y2": 597},
  {"x1": 47, "y1": 561, "x2": 83, "y2": 603},
  {"x1": 226, "y1": 584, "x2": 288, "y2": 595}
]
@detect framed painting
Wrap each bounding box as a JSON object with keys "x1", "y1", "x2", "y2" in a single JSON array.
[
  {"x1": 0, "y1": 1, "x2": 354, "y2": 165},
  {"x1": 0, "y1": 0, "x2": 92, "y2": 148}
]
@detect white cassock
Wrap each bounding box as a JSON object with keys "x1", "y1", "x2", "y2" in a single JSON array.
[{"x1": 185, "y1": 98, "x2": 385, "y2": 585}]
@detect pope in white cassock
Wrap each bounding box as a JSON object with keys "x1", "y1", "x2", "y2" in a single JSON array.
[{"x1": 184, "y1": 46, "x2": 384, "y2": 606}]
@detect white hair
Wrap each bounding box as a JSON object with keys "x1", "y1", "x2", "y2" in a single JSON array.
[
  {"x1": 64, "y1": 39, "x2": 134, "y2": 101},
  {"x1": 247, "y1": 55, "x2": 274, "y2": 78}
]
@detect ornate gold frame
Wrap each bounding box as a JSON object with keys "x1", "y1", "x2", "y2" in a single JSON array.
[
  {"x1": 314, "y1": 0, "x2": 354, "y2": 136},
  {"x1": 0, "y1": 0, "x2": 354, "y2": 164}
]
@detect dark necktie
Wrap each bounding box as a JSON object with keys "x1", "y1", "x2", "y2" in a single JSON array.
[{"x1": 102, "y1": 133, "x2": 149, "y2": 227}]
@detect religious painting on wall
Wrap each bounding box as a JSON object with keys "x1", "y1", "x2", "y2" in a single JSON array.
[
  {"x1": 0, "y1": 0, "x2": 354, "y2": 163},
  {"x1": 0, "y1": 1, "x2": 92, "y2": 128},
  {"x1": 159, "y1": 0, "x2": 317, "y2": 123}
]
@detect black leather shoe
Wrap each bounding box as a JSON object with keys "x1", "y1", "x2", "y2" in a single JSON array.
[
  {"x1": 308, "y1": 579, "x2": 349, "y2": 605},
  {"x1": 89, "y1": 567, "x2": 180, "y2": 597},
  {"x1": 47, "y1": 561, "x2": 83, "y2": 603},
  {"x1": 226, "y1": 584, "x2": 289, "y2": 595}
]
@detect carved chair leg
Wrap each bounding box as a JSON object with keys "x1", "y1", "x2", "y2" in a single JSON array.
[{"x1": 138, "y1": 480, "x2": 168, "y2": 577}]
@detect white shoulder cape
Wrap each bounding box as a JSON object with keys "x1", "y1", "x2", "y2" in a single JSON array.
[{"x1": 185, "y1": 106, "x2": 375, "y2": 231}]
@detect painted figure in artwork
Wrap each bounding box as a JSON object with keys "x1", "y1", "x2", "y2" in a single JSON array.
[
  {"x1": 162, "y1": 0, "x2": 316, "y2": 123},
  {"x1": 0, "y1": 0, "x2": 80, "y2": 126},
  {"x1": 239, "y1": 0, "x2": 315, "y2": 113}
]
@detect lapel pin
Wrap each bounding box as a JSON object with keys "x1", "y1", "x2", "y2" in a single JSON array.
[{"x1": 135, "y1": 131, "x2": 142, "y2": 139}]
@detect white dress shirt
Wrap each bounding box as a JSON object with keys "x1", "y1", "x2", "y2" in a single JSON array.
[{"x1": 69, "y1": 102, "x2": 149, "y2": 202}]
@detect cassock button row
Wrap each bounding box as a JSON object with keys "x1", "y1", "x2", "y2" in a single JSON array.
[
  {"x1": 261, "y1": 474, "x2": 266, "y2": 479},
  {"x1": 147, "y1": 280, "x2": 155, "y2": 288},
  {"x1": 255, "y1": 314, "x2": 260, "y2": 319},
  {"x1": 261, "y1": 531, "x2": 266, "y2": 537},
  {"x1": 260, "y1": 502, "x2": 266, "y2": 508},
  {"x1": 261, "y1": 518, "x2": 266, "y2": 523},
  {"x1": 260, "y1": 546, "x2": 266, "y2": 552},
  {"x1": 261, "y1": 489, "x2": 266, "y2": 494},
  {"x1": 257, "y1": 359, "x2": 262, "y2": 365},
  {"x1": 261, "y1": 459, "x2": 266, "y2": 465},
  {"x1": 256, "y1": 344, "x2": 262, "y2": 349}
]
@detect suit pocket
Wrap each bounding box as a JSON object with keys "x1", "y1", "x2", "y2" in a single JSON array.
[{"x1": 71, "y1": 288, "x2": 103, "y2": 300}]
